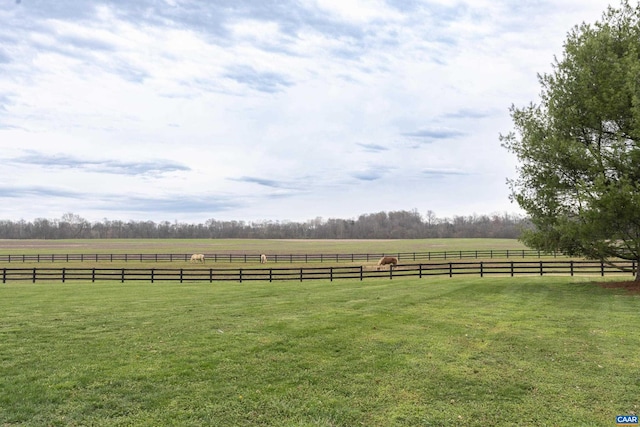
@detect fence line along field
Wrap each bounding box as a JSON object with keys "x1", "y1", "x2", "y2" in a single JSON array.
[
  {"x1": 0, "y1": 248, "x2": 564, "y2": 264},
  {"x1": 1, "y1": 238, "x2": 637, "y2": 282},
  {"x1": 0, "y1": 238, "x2": 561, "y2": 268},
  {"x1": 2, "y1": 260, "x2": 638, "y2": 283}
]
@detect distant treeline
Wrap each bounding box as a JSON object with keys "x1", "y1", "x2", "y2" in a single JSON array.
[{"x1": 0, "y1": 211, "x2": 529, "y2": 239}]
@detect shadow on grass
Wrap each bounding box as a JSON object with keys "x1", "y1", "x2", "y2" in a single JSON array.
[{"x1": 595, "y1": 280, "x2": 640, "y2": 294}]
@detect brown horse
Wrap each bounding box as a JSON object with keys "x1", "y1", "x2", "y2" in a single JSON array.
[{"x1": 377, "y1": 256, "x2": 398, "y2": 270}]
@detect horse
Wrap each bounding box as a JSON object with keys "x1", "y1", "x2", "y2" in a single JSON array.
[
  {"x1": 377, "y1": 256, "x2": 398, "y2": 270},
  {"x1": 260, "y1": 254, "x2": 267, "y2": 264},
  {"x1": 190, "y1": 253, "x2": 205, "y2": 263}
]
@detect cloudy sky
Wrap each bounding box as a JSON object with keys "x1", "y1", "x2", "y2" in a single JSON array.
[{"x1": 0, "y1": 0, "x2": 611, "y2": 223}]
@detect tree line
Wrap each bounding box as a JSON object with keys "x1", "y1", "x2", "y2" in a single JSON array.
[{"x1": 0, "y1": 211, "x2": 529, "y2": 239}]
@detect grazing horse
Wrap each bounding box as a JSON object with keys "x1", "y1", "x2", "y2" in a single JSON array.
[
  {"x1": 190, "y1": 253, "x2": 205, "y2": 263},
  {"x1": 377, "y1": 256, "x2": 398, "y2": 270},
  {"x1": 260, "y1": 254, "x2": 267, "y2": 264}
]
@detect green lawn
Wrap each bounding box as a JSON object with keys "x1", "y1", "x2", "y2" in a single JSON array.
[
  {"x1": 0, "y1": 238, "x2": 530, "y2": 256},
  {"x1": 1, "y1": 276, "x2": 638, "y2": 426}
]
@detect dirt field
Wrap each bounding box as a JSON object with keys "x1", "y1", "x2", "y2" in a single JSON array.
[{"x1": 596, "y1": 280, "x2": 640, "y2": 293}]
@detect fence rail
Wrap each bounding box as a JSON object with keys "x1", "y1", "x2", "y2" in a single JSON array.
[
  {"x1": 1, "y1": 260, "x2": 636, "y2": 283},
  {"x1": 0, "y1": 249, "x2": 562, "y2": 264}
]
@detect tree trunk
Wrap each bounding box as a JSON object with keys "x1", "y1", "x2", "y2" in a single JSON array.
[{"x1": 636, "y1": 259, "x2": 640, "y2": 282}]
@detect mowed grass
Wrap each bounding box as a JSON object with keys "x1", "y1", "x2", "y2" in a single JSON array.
[{"x1": 1, "y1": 276, "x2": 639, "y2": 426}]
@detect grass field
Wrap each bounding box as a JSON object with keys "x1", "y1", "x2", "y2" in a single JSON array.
[
  {"x1": 0, "y1": 238, "x2": 530, "y2": 256},
  {"x1": 0, "y1": 238, "x2": 552, "y2": 272},
  {"x1": 1, "y1": 275, "x2": 639, "y2": 426}
]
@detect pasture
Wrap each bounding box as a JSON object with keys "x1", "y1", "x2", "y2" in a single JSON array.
[
  {"x1": 0, "y1": 238, "x2": 529, "y2": 258},
  {"x1": 1, "y1": 239, "x2": 638, "y2": 425},
  {"x1": 0, "y1": 238, "x2": 548, "y2": 272},
  {"x1": 2, "y1": 276, "x2": 639, "y2": 426}
]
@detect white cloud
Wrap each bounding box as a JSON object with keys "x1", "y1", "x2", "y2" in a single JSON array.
[
  {"x1": 310, "y1": 0, "x2": 402, "y2": 24},
  {"x1": 0, "y1": 0, "x2": 613, "y2": 222}
]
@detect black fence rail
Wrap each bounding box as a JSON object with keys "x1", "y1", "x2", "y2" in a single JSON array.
[
  {"x1": 0, "y1": 249, "x2": 563, "y2": 264},
  {"x1": 1, "y1": 260, "x2": 636, "y2": 283}
]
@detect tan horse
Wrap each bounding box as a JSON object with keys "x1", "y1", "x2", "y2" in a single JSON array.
[
  {"x1": 190, "y1": 253, "x2": 205, "y2": 263},
  {"x1": 377, "y1": 256, "x2": 398, "y2": 270},
  {"x1": 260, "y1": 254, "x2": 267, "y2": 264}
]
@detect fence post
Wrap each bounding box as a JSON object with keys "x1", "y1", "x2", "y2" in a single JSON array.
[
  {"x1": 539, "y1": 261, "x2": 543, "y2": 276},
  {"x1": 510, "y1": 261, "x2": 514, "y2": 277},
  {"x1": 209, "y1": 268, "x2": 213, "y2": 283},
  {"x1": 601, "y1": 260, "x2": 605, "y2": 276},
  {"x1": 300, "y1": 268, "x2": 303, "y2": 282},
  {"x1": 449, "y1": 263, "x2": 453, "y2": 278},
  {"x1": 121, "y1": 268, "x2": 125, "y2": 283},
  {"x1": 92, "y1": 268, "x2": 95, "y2": 283},
  {"x1": 570, "y1": 260, "x2": 574, "y2": 276},
  {"x1": 32, "y1": 268, "x2": 36, "y2": 283},
  {"x1": 360, "y1": 265, "x2": 363, "y2": 281},
  {"x1": 62, "y1": 268, "x2": 66, "y2": 283},
  {"x1": 419, "y1": 264, "x2": 422, "y2": 279},
  {"x1": 480, "y1": 262, "x2": 483, "y2": 278},
  {"x1": 151, "y1": 268, "x2": 155, "y2": 283},
  {"x1": 239, "y1": 269, "x2": 242, "y2": 283},
  {"x1": 2, "y1": 268, "x2": 5, "y2": 283},
  {"x1": 269, "y1": 269, "x2": 272, "y2": 283}
]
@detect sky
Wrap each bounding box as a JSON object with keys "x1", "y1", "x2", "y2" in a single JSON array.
[{"x1": 0, "y1": 0, "x2": 613, "y2": 224}]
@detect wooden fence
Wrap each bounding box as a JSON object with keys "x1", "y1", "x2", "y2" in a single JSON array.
[
  {"x1": 1, "y1": 260, "x2": 636, "y2": 283},
  {"x1": 0, "y1": 249, "x2": 561, "y2": 263}
]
